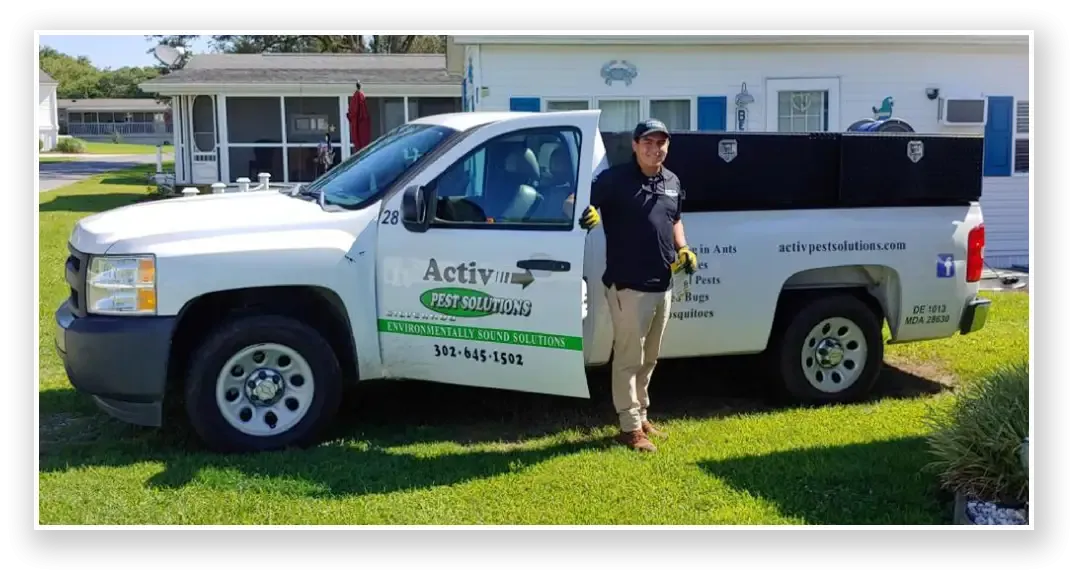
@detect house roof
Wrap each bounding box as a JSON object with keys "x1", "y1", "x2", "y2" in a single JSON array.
[
  {"x1": 39, "y1": 69, "x2": 57, "y2": 84},
  {"x1": 58, "y1": 98, "x2": 170, "y2": 112},
  {"x1": 140, "y1": 52, "x2": 461, "y2": 88}
]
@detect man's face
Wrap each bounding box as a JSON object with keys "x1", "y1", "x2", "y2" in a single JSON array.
[{"x1": 632, "y1": 133, "x2": 669, "y2": 169}]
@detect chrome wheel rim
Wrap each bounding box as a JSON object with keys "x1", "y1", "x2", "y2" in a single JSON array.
[
  {"x1": 215, "y1": 343, "x2": 315, "y2": 437},
  {"x1": 800, "y1": 317, "x2": 868, "y2": 393}
]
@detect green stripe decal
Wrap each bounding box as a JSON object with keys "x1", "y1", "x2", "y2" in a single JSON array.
[{"x1": 377, "y1": 319, "x2": 583, "y2": 351}]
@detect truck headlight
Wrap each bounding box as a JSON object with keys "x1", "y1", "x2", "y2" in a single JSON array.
[{"x1": 86, "y1": 255, "x2": 157, "y2": 315}]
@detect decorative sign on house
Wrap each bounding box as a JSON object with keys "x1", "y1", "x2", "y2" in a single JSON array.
[
  {"x1": 873, "y1": 96, "x2": 895, "y2": 120},
  {"x1": 600, "y1": 60, "x2": 638, "y2": 86},
  {"x1": 734, "y1": 82, "x2": 754, "y2": 132}
]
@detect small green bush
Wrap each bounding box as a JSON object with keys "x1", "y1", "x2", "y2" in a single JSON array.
[
  {"x1": 111, "y1": 131, "x2": 122, "y2": 144},
  {"x1": 54, "y1": 138, "x2": 86, "y2": 154},
  {"x1": 39, "y1": 138, "x2": 43, "y2": 151},
  {"x1": 925, "y1": 361, "x2": 1029, "y2": 505}
]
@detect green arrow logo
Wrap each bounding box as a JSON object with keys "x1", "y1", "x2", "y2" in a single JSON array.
[{"x1": 509, "y1": 269, "x2": 535, "y2": 289}]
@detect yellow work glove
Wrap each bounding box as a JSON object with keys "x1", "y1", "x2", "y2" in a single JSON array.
[
  {"x1": 672, "y1": 246, "x2": 698, "y2": 275},
  {"x1": 578, "y1": 205, "x2": 601, "y2": 230}
]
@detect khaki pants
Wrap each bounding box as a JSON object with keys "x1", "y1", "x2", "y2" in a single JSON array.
[{"x1": 604, "y1": 285, "x2": 673, "y2": 432}]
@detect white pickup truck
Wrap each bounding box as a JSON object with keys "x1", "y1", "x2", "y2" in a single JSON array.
[{"x1": 54, "y1": 110, "x2": 991, "y2": 453}]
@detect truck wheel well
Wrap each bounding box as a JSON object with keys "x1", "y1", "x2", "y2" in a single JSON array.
[
  {"x1": 768, "y1": 286, "x2": 885, "y2": 349},
  {"x1": 166, "y1": 286, "x2": 359, "y2": 404}
]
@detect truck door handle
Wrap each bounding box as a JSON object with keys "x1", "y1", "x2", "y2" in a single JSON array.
[{"x1": 517, "y1": 259, "x2": 571, "y2": 272}]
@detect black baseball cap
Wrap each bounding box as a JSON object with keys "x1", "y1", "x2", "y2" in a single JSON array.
[{"x1": 633, "y1": 118, "x2": 670, "y2": 140}]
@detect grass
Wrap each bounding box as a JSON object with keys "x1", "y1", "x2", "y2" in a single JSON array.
[
  {"x1": 81, "y1": 141, "x2": 174, "y2": 155},
  {"x1": 37, "y1": 170, "x2": 1030, "y2": 525},
  {"x1": 39, "y1": 157, "x2": 77, "y2": 164},
  {"x1": 47, "y1": 139, "x2": 175, "y2": 155}
]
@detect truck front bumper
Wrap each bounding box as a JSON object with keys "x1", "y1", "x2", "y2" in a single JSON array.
[
  {"x1": 959, "y1": 297, "x2": 991, "y2": 335},
  {"x1": 54, "y1": 300, "x2": 176, "y2": 427}
]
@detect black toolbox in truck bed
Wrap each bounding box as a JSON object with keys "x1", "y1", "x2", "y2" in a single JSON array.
[{"x1": 598, "y1": 131, "x2": 984, "y2": 212}]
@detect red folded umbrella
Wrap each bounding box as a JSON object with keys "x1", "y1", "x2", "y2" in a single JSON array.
[{"x1": 347, "y1": 84, "x2": 371, "y2": 153}]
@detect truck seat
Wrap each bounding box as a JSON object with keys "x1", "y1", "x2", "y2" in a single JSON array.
[{"x1": 489, "y1": 148, "x2": 542, "y2": 221}]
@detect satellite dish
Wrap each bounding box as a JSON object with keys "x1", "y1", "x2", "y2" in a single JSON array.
[{"x1": 153, "y1": 44, "x2": 185, "y2": 67}]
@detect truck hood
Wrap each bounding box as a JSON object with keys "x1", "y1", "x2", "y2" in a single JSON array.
[{"x1": 69, "y1": 191, "x2": 340, "y2": 254}]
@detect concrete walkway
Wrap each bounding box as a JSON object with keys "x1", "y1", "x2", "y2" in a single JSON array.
[{"x1": 38, "y1": 153, "x2": 173, "y2": 192}]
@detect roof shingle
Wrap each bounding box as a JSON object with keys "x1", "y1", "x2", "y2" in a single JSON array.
[{"x1": 142, "y1": 52, "x2": 460, "y2": 86}]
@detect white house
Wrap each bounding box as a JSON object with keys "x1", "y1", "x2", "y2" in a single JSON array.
[
  {"x1": 38, "y1": 69, "x2": 59, "y2": 151},
  {"x1": 138, "y1": 52, "x2": 463, "y2": 187},
  {"x1": 452, "y1": 34, "x2": 1030, "y2": 269}
]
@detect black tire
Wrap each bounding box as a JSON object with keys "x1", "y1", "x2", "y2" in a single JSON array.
[
  {"x1": 184, "y1": 314, "x2": 343, "y2": 453},
  {"x1": 771, "y1": 293, "x2": 884, "y2": 404}
]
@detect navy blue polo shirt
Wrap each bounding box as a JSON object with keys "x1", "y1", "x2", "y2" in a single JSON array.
[{"x1": 591, "y1": 162, "x2": 685, "y2": 293}]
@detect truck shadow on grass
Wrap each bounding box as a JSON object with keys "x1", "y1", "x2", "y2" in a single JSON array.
[
  {"x1": 696, "y1": 435, "x2": 949, "y2": 525},
  {"x1": 39, "y1": 193, "x2": 149, "y2": 213},
  {"x1": 37, "y1": 356, "x2": 947, "y2": 500},
  {"x1": 324, "y1": 355, "x2": 947, "y2": 446}
]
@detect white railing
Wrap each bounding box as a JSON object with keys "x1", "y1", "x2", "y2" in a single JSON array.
[{"x1": 67, "y1": 122, "x2": 173, "y2": 137}]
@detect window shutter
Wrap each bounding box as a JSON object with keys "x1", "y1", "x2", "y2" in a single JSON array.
[
  {"x1": 509, "y1": 97, "x2": 541, "y2": 112},
  {"x1": 983, "y1": 96, "x2": 1014, "y2": 177},
  {"x1": 697, "y1": 96, "x2": 728, "y2": 131}
]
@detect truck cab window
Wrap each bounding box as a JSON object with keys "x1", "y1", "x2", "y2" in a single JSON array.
[{"x1": 430, "y1": 127, "x2": 582, "y2": 227}]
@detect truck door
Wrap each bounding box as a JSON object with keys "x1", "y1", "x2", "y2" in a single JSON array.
[{"x1": 374, "y1": 110, "x2": 601, "y2": 399}]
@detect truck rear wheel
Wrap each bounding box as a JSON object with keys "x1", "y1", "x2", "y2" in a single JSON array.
[
  {"x1": 184, "y1": 314, "x2": 343, "y2": 453},
  {"x1": 772, "y1": 293, "x2": 883, "y2": 403}
]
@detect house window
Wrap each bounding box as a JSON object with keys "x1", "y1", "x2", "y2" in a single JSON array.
[
  {"x1": 292, "y1": 115, "x2": 329, "y2": 134},
  {"x1": 649, "y1": 99, "x2": 691, "y2": 131},
  {"x1": 777, "y1": 91, "x2": 828, "y2": 132},
  {"x1": 765, "y1": 78, "x2": 840, "y2": 132},
  {"x1": 546, "y1": 100, "x2": 590, "y2": 112},
  {"x1": 597, "y1": 99, "x2": 641, "y2": 132},
  {"x1": 1015, "y1": 100, "x2": 1029, "y2": 174}
]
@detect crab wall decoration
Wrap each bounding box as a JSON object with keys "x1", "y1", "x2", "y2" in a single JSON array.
[{"x1": 600, "y1": 60, "x2": 638, "y2": 86}]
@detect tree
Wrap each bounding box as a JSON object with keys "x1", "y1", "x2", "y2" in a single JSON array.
[
  {"x1": 40, "y1": 46, "x2": 161, "y2": 99},
  {"x1": 145, "y1": 35, "x2": 448, "y2": 56}
]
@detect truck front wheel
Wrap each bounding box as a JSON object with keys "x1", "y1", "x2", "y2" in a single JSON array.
[
  {"x1": 184, "y1": 314, "x2": 343, "y2": 453},
  {"x1": 773, "y1": 293, "x2": 883, "y2": 403}
]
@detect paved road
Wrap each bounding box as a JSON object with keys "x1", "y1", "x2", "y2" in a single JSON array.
[{"x1": 38, "y1": 154, "x2": 173, "y2": 192}]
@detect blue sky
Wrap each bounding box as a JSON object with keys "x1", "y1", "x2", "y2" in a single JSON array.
[{"x1": 38, "y1": 34, "x2": 215, "y2": 69}]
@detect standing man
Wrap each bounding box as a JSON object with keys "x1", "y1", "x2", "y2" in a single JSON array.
[{"x1": 578, "y1": 119, "x2": 698, "y2": 453}]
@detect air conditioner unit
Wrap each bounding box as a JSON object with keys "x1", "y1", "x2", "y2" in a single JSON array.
[{"x1": 938, "y1": 97, "x2": 987, "y2": 126}]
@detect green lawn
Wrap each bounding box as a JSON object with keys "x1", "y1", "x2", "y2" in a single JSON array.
[
  {"x1": 37, "y1": 170, "x2": 1029, "y2": 525},
  {"x1": 39, "y1": 157, "x2": 77, "y2": 164},
  {"x1": 82, "y1": 141, "x2": 174, "y2": 155},
  {"x1": 49, "y1": 140, "x2": 175, "y2": 155}
]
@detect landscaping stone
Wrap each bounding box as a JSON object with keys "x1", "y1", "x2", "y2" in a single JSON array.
[{"x1": 954, "y1": 492, "x2": 1028, "y2": 525}]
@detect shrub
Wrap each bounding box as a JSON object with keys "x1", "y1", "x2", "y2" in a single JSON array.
[
  {"x1": 925, "y1": 361, "x2": 1029, "y2": 505},
  {"x1": 111, "y1": 131, "x2": 122, "y2": 144},
  {"x1": 54, "y1": 138, "x2": 86, "y2": 154},
  {"x1": 39, "y1": 138, "x2": 43, "y2": 152}
]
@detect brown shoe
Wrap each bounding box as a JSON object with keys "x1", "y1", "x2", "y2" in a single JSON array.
[
  {"x1": 642, "y1": 420, "x2": 668, "y2": 440},
  {"x1": 615, "y1": 429, "x2": 657, "y2": 452}
]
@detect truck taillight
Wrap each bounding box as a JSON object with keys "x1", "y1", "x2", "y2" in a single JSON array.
[{"x1": 967, "y1": 224, "x2": 985, "y2": 282}]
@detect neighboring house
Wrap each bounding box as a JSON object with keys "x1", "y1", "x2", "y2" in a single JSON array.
[
  {"x1": 38, "y1": 70, "x2": 59, "y2": 150},
  {"x1": 58, "y1": 98, "x2": 172, "y2": 145},
  {"x1": 138, "y1": 52, "x2": 463, "y2": 186},
  {"x1": 452, "y1": 34, "x2": 1030, "y2": 269}
]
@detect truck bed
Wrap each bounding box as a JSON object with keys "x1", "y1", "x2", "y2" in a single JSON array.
[{"x1": 599, "y1": 131, "x2": 984, "y2": 213}]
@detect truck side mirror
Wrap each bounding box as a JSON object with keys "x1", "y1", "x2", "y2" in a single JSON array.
[{"x1": 401, "y1": 185, "x2": 431, "y2": 232}]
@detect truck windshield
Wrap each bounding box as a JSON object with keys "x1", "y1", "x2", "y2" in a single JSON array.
[{"x1": 305, "y1": 123, "x2": 458, "y2": 210}]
